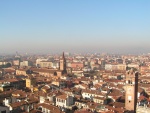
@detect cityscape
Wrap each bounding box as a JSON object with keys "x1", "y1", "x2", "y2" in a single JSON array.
[{"x1": 1, "y1": 1, "x2": 150, "y2": 113}]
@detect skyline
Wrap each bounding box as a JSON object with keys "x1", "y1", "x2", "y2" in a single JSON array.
[{"x1": 0, "y1": 0, "x2": 150, "y2": 54}]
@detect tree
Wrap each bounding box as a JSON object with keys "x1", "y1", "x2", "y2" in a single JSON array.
[
  {"x1": 0, "y1": 63, "x2": 11, "y2": 68},
  {"x1": 5, "y1": 63, "x2": 11, "y2": 68}
]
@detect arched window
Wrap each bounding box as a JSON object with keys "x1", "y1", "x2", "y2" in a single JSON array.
[
  {"x1": 54, "y1": 72, "x2": 57, "y2": 76},
  {"x1": 128, "y1": 80, "x2": 131, "y2": 84}
]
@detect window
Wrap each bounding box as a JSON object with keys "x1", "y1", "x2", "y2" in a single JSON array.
[
  {"x1": 129, "y1": 101, "x2": 131, "y2": 103},
  {"x1": 128, "y1": 80, "x2": 131, "y2": 84}
]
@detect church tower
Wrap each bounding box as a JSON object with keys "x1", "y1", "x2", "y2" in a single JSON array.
[
  {"x1": 59, "y1": 52, "x2": 66, "y2": 71},
  {"x1": 125, "y1": 68, "x2": 138, "y2": 112}
]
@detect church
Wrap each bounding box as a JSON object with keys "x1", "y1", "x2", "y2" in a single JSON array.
[
  {"x1": 53, "y1": 52, "x2": 67, "y2": 79},
  {"x1": 17, "y1": 52, "x2": 68, "y2": 80}
]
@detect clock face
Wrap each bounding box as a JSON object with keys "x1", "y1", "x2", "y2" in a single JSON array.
[{"x1": 128, "y1": 96, "x2": 132, "y2": 100}]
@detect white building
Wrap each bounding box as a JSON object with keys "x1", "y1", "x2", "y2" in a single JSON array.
[
  {"x1": 56, "y1": 94, "x2": 74, "y2": 109},
  {"x1": 105, "y1": 64, "x2": 126, "y2": 71},
  {"x1": 36, "y1": 58, "x2": 48, "y2": 67},
  {"x1": 20, "y1": 61, "x2": 29, "y2": 67}
]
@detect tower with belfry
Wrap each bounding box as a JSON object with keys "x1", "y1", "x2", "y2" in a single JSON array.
[
  {"x1": 59, "y1": 52, "x2": 66, "y2": 73},
  {"x1": 125, "y1": 68, "x2": 138, "y2": 113}
]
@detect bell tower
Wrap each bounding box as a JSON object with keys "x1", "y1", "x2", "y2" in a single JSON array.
[
  {"x1": 59, "y1": 52, "x2": 66, "y2": 71},
  {"x1": 125, "y1": 68, "x2": 138, "y2": 112}
]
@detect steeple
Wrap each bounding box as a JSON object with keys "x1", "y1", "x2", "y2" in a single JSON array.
[
  {"x1": 60, "y1": 52, "x2": 66, "y2": 71},
  {"x1": 62, "y1": 52, "x2": 65, "y2": 59}
]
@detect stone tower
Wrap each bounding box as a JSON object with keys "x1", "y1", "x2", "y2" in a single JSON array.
[
  {"x1": 59, "y1": 52, "x2": 66, "y2": 71},
  {"x1": 125, "y1": 68, "x2": 138, "y2": 112}
]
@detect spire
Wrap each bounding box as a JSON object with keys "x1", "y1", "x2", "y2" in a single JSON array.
[
  {"x1": 62, "y1": 52, "x2": 65, "y2": 59},
  {"x1": 60, "y1": 52, "x2": 66, "y2": 71}
]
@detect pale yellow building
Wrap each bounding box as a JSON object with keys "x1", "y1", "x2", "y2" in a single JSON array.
[
  {"x1": 16, "y1": 69, "x2": 27, "y2": 76},
  {"x1": 38, "y1": 61, "x2": 53, "y2": 68},
  {"x1": 26, "y1": 78, "x2": 31, "y2": 88}
]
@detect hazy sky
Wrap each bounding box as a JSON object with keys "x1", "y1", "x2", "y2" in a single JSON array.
[{"x1": 0, "y1": 0, "x2": 150, "y2": 54}]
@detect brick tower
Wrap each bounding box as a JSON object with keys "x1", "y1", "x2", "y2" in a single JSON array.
[
  {"x1": 125, "y1": 68, "x2": 138, "y2": 112},
  {"x1": 59, "y1": 52, "x2": 66, "y2": 71}
]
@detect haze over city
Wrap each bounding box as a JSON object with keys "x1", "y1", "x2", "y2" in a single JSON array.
[
  {"x1": 0, "y1": 0, "x2": 150, "y2": 54},
  {"x1": 2, "y1": 1, "x2": 150, "y2": 113}
]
